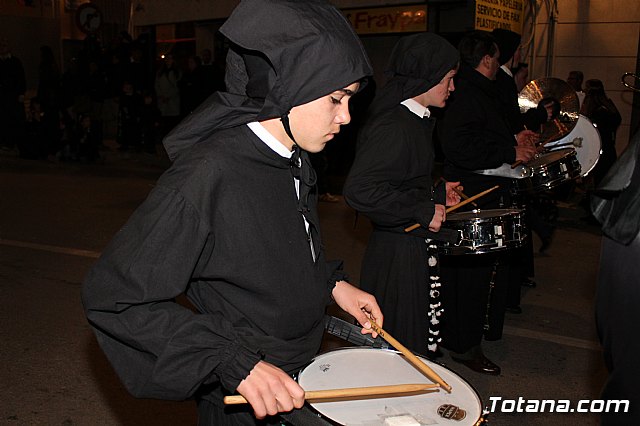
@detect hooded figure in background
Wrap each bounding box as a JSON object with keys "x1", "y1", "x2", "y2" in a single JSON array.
[
  {"x1": 591, "y1": 132, "x2": 640, "y2": 425},
  {"x1": 344, "y1": 32, "x2": 461, "y2": 357},
  {"x1": 82, "y1": 1, "x2": 383, "y2": 424}
]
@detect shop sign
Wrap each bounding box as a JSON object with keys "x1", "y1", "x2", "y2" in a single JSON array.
[
  {"x1": 475, "y1": 0, "x2": 524, "y2": 34},
  {"x1": 344, "y1": 5, "x2": 427, "y2": 35}
]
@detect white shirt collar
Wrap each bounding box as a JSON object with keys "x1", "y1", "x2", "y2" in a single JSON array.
[
  {"x1": 500, "y1": 64, "x2": 514, "y2": 78},
  {"x1": 401, "y1": 98, "x2": 430, "y2": 118},
  {"x1": 247, "y1": 121, "x2": 293, "y2": 158}
]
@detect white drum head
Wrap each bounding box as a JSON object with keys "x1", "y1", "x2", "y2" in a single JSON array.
[
  {"x1": 298, "y1": 348, "x2": 483, "y2": 425},
  {"x1": 545, "y1": 114, "x2": 601, "y2": 177}
]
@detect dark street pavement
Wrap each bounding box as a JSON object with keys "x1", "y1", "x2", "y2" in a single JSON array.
[{"x1": 1, "y1": 145, "x2": 609, "y2": 425}]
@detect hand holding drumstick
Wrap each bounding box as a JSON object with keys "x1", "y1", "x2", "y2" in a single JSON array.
[
  {"x1": 368, "y1": 318, "x2": 452, "y2": 393},
  {"x1": 405, "y1": 185, "x2": 500, "y2": 232},
  {"x1": 427, "y1": 180, "x2": 464, "y2": 232}
]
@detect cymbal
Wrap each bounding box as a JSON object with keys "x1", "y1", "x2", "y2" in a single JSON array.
[{"x1": 518, "y1": 77, "x2": 580, "y2": 143}]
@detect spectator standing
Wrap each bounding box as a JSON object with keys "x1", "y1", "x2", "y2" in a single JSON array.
[
  {"x1": 116, "y1": 81, "x2": 143, "y2": 152},
  {"x1": 178, "y1": 55, "x2": 207, "y2": 116},
  {"x1": 83, "y1": 59, "x2": 108, "y2": 146},
  {"x1": 74, "y1": 114, "x2": 101, "y2": 162},
  {"x1": 37, "y1": 45, "x2": 61, "y2": 114},
  {"x1": 140, "y1": 90, "x2": 161, "y2": 154},
  {"x1": 581, "y1": 79, "x2": 622, "y2": 186},
  {"x1": 0, "y1": 37, "x2": 26, "y2": 151},
  {"x1": 567, "y1": 70, "x2": 585, "y2": 107},
  {"x1": 154, "y1": 53, "x2": 182, "y2": 139},
  {"x1": 19, "y1": 97, "x2": 47, "y2": 159}
]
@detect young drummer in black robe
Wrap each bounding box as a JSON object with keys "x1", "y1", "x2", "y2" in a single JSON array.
[
  {"x1": 81, "y1": 1, "x2": 383, "y2": 424},
  {"x1": 344, "y1": 33, "x2": 461, "y2": 357}
]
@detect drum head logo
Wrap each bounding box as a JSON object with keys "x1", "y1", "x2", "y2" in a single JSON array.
[{"x1": 438, "y1": 404, "x2": 466, "y2": 421}]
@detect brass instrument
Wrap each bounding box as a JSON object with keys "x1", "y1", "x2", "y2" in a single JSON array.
[{"x1": 621, "y1": 72, "x2": 640, "y2": 92}]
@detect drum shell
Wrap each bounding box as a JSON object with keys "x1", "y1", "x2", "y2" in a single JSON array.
[
  {"x1": 440, "y1": 208, "x2": 526, "y2": 255},
  {"x1": 514, "y1": 149, "x2": 581, "y2": 193}
]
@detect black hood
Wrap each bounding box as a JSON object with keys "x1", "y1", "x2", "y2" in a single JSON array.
[
  {"x1": 369, "y1": 32, "x2": 459, "y2": 115},
  {"x1": 163, "y1": 0, "x2": 373, "y2": 161}
]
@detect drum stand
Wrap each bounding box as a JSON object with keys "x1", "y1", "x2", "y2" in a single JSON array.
[{"x1": 483, "y1": 260, "x2": 499, "y2": 333}]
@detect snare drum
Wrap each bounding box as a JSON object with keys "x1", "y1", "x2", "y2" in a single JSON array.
[
  {"x1": 298, "y1": 348, "x2": 484, "y2": 425},
  {"x1": 515, "y1": 148, "x2": 581, "y2": 193},
  {"x1": 440, "y1": 208, "x2": 526, "y2": 255}
]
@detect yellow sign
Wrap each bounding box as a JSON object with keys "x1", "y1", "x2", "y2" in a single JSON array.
[
  {"x1": 475, "y1": 0, "x2": 524, "y2": 34},
  {"x1": 344, "y1": 5, "x2": 427, "y2": 35}
]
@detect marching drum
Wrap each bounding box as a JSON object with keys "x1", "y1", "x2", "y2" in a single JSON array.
[
  {"x1": 439, "y1": 208, "x2": 526, "y2": 255},
  {"x1": 298, "y1": 348, "x2": 485, "y2": 425},
  {"x1": 544, "y1": 114, "x2": 601, "y2": 177},
  {"x1": 514, "y1": 148, "x2": 581, "y2": 193}
]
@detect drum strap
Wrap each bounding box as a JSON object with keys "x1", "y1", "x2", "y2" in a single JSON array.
[{"x1": 426, "y1": 239, "x2": 443, "y2": 353}]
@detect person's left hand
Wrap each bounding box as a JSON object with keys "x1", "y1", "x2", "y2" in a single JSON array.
[
  {"x1": 331, "y1": 281, "x2": 383, "y2": 338},
  {"x1": 445, "y1": 181, "x2": 462, "y2": 207}
]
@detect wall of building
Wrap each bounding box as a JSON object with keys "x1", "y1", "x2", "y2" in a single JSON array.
[
  {"x1": 527, "y1": 0, "x2": 640, "y2": 150},
  {"x1": 130, "y1": 0, "x2": 424, "y2": 26}
]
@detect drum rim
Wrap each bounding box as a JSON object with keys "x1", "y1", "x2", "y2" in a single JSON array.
[
  {"x1": 527, "y1": 148, "x2": 576, "y2": 169},
  {"x1": 447, "y1": 208, "x2": 522, "y2": 221},
  {"x1": 298, "y1": 347, "x2": 484, "y2": 425},
  {"x1": 544, "y1": 115, "x2": 601, "y2": 177}
]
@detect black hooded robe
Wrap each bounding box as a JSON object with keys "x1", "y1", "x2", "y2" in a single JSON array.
[
  {"x1": 81, "y1": 1, "x2": 372, "y2": 424},
  {"x1": 592, "y1": 131, "x2": 640, "y2": 425},
  {"x1": 344, "y1": 33, "x2": 459, "y2": 356}
]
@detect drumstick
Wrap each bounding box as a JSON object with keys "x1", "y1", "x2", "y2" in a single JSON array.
[
  {"x1": 368, "y1": 318, "x2": 452, "y2": 393},
  {"x1": 452, "y1": 186, "x2": 478, "y2": 208},
  {"x1": 446, "y1": 185, "x2": 499, "y2": 214},
  {"x1": 223, "y1": 383, "x2": 440, "y2": 405},
  {"x1": 403, "y1": 185, "x2": 500, "y2": 233},
  {"x1": 510, "y1": 160, "x2": 524, "y2": 169},
  {"x1": 438, "y1": 177, "x2": 478, "y2": 208}
]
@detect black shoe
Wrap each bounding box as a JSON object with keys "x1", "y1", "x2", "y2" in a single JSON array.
[
  {"x1": 451, "y1": 354, "x2": 501, "y2": 375},
  {"x1": 505, "y1": 305, "x2": 522, "y2": 314},
  {"x1": 522, "y1": 278, "x2": 537, "y2": 288}
]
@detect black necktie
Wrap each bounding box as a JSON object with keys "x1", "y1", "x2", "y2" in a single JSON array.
[
  {"x1": 290, "y1": 144, "x2": 320, "y2": 261},
  {"x1": 289, "y1": 144, "x2": 317, "y2": 215}
]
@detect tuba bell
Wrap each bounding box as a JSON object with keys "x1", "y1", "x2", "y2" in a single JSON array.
[{"x1": 621, "y1": 72, "x2": 640, "y2": 92}]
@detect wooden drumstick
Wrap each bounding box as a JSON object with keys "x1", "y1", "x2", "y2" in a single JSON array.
[
  {"x1": 404, "y1": 185, "x2": 500, "y2": 232},
  {"x1": 438, "y1": 177, "x2": 478, "y2": 209},
  {"x1": 368, "y1": 318, "x2": 452, "y2": 393},
  {"x1": 223, "y1": 383, "x2": 440, "y2": 404},
  {"x1": 510, "y1": 159, "x2": 524, "y2": 169},
  {"x1": 446, "y1": 185, "x2": 499, "y2": 214},
  {"x1": 452, "y1": 186, "x2": 478, "y2": 208}
]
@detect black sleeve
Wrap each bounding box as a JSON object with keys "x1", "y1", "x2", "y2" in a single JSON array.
[
  {"x1": 82, "y1": 186, "x2": 261, "y2": 400},
  {"x1": 439, "y1": 96, "x2": 516, "y2": 170},
  {"x1": 344, "y1": 118, "x2": 436, "y2": 229}
]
